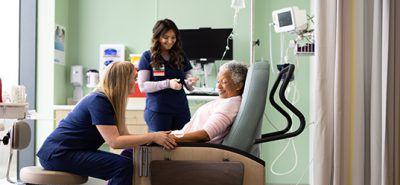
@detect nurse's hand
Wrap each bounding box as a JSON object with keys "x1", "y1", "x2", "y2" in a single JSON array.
[
  {"x1": 169, "y1": 79, "x2": 182, "y2": 90},
  {"x1": 152, "y1": 131, "x2": 177, "y2": 150}
]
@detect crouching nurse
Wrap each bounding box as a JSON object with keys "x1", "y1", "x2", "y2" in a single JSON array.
[{"x1": 37, "y1": 61, "x2": 177, "y2": 185}]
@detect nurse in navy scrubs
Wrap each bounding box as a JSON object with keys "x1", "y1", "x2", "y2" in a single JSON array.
[
  {"x1": 37, "y1": 62, "x2": 176, "y2": 185},
  {"x1": 138, "y1": 19, "x2": 198, "y2": 132}
]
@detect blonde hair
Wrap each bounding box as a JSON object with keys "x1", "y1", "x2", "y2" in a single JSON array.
[{"x1": 96, "y1": 61, "x2": 135, "y2": 134}]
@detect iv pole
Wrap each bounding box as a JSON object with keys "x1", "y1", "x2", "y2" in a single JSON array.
[{"x1": 250, "y1": 0, "x2": 255, "y2": 65}]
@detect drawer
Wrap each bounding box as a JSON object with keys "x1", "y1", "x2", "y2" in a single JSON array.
[
  {"x1": 125, "y1": 110, "x2": 145, "y2": 125},
  {"x1": 127, "y1": 124, "x2": 148, "y2": 134}
]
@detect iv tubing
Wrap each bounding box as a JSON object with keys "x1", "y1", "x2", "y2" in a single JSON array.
[{"x1": 269, "y1": 23, "x2": 276, "y2": 74}]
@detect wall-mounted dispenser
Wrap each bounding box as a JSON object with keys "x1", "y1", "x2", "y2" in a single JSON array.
[
  {"x1": 71, "y1": 65, "x2": 83, "y2": 101},
  {"x1": 86, "y1": 69, "x2": 99, "y2": 88},
  {"x1": 99, "y1": 44, "x2": 125, "y2": 75}
]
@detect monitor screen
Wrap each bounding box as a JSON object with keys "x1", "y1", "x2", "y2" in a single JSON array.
[
  {"x1": 179, "y1": 28, "x2": 233, "y2": 62},
  {"x1": 278, "y1": 11, "x2": 293, "y2": 27}
]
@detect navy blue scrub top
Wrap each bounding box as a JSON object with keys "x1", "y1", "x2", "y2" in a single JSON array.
[
  {"x1": 37, "y1": 91, "x2": 116, "y2": 160},
  {"x1": 138, "y1": 50, "x2": 192, "y2": 113}
]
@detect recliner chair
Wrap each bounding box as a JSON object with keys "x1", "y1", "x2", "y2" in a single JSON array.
[{"x1": 132, "y1": 62, "x2": 306, "y2": 185}]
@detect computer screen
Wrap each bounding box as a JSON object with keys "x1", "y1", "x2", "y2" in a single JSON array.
[
  {"x1": 179, "y1": 28, "x2": 233, "y2": 63},
  {"x1": 277, "y1": 11, "x2": 293, "y2": 27}
]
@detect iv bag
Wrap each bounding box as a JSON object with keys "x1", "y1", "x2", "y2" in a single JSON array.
[{"x1": 231, "y1": 0, "x2": 245, "y2": 9}]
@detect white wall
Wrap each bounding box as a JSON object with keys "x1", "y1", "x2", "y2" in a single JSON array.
[{"x1": 36, "y1": 0, "x2": 55, "y2": 165}]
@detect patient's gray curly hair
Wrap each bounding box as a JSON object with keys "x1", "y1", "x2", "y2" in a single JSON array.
[{"x1": 219, "y1": 61, "x2": 248, "y2": 84}]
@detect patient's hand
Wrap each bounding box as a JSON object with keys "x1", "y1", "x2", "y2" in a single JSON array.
[
  {"x1": 187, "y1": 77, "x2": 199, "y2": 86},
  {"x1": 168, "y1": 134, "x2": 179, "y2": 141},
  {"x1": 152, "y1": 131, "x2": 177, "y2": 150},
  {"x1": 169, "y1": 133, "x2": 184, "y2": 143}
]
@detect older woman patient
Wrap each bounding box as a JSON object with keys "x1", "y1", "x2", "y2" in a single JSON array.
[{"x1": 170, "y1": 61, "x2": 248, "y2": 144}]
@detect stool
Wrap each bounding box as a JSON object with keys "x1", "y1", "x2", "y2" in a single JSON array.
[{"x1": 20, "y1": 166, "x2": 88, "y2": 185}]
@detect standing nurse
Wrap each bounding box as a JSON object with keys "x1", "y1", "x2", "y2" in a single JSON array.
[{"x1": 138, "y1": 19, "x2": 198, "y2": 132}]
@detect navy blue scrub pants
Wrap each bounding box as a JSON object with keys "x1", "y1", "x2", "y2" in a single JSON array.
[
  {"x1": 144, "y1": 109, "x2": 191, "y2": 132},
  {"x1": 39, "y1": 150, "x2": 133, "y2": 185}
]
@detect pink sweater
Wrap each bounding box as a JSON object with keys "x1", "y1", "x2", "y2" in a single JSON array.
[{"x1": 181, "y1": 96, "x2": 242, "y2": 144}]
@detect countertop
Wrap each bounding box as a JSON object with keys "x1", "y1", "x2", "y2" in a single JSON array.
[{"x1": 54, "y1": 96, "x2": 218, "y2": 110}]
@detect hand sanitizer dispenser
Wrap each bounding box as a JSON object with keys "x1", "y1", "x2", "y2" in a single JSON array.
[{"x1": 71, "y1": 65, "x2": 83, "y2": 101}]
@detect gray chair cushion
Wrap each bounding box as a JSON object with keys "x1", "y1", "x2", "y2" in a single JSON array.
[{"x1": 222, "y1": 62, "x2": 270, "y2": 154}]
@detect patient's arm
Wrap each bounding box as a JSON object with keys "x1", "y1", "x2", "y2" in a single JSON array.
[
  {"x1": 97, "y1": 125, "x2": 176, "y2": 149},
  {"x1": 171, "y1": 130, "x2": 210, "y2": 142}
]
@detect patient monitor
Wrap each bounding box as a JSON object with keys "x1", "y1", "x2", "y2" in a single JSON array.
[{"x1": 272, "y1": 6, "x2": 307, "y2": 33}]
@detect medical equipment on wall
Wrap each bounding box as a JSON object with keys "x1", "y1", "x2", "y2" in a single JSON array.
[
  {"x1": 270, "y1": 6, "x2": 314, "y2": 59},
  {"x1": 99, "y1": 44, "x2": 125, "y2": 75},
  {"x1": 265, "y1": 7, "x2": 314, "y2": 180},
  {"x1": 71, "y1": 65, "x2": 83, "y2": 101},
  {"x1": 86, "y1": 69, "x2": 99, "y2": 88},
  {"x1": 272, "y1": 7, "x2": 307, "y2": 33}
]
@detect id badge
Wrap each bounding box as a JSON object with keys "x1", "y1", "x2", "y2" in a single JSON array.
[{"x1": 153, "y1": 65, "x2": 165, "y2": 76}]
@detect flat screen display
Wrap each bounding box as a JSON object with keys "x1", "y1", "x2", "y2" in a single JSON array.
[
  {"x1": 278, "y1": 11, "x2": 293, "y2": 27},
  {"x1": 179, "y1": 28, "x2": 233, "y2": 62}
]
